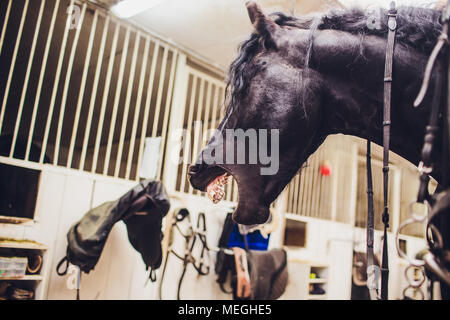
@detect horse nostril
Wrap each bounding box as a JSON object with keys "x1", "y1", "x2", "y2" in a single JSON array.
[
  {"x1": 188, "y1": 164, "x2": 202, "y2": 176},
  {"x1": 188, "y1": 165, "x2": 196, "y2": 176}
]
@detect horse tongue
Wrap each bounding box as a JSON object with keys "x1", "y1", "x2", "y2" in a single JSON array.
[{"x1": 207, "y1": 173, "x2": 229, "y2": 204}]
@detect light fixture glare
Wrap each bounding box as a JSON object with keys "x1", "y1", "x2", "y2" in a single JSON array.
[{"x1": 111, "y1": 0, "x2": 165, "y2": 18}]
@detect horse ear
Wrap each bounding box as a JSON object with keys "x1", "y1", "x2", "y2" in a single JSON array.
[{"x1": 246, "y1": 1, "x2": 279, "y2": 38}]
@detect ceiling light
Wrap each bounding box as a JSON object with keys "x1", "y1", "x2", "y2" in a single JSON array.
[{"x1": 111, "y1": 0, "x2": 165, "y2": 19}]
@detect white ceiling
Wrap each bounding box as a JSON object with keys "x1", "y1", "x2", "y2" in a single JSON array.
[
  {"x1": 123, "y1": 0, "x2": 342, "y2": 70},
  {"x1": 119, "y1": 0, "x2": 442, "y2": 70}
]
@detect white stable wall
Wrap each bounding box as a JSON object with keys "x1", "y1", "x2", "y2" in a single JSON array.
[
  {"x1": 269, "y1": 214, "x2": 428, "y2": 300},
  {"x1": 0, "y1": 164, "x2": 428, "y2": 300}
]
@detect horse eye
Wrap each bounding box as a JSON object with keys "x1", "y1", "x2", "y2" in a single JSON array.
[{"x1": 261, "y1": 61, "x2": 267, "y2": 66}]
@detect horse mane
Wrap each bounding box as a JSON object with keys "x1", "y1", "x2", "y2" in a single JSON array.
[{"x1": 226, "y1": 6, "x2": 442, "y2": 112}]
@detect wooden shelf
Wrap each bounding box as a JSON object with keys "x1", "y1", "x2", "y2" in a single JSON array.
[
  {"x1": 307, "y1": 294, "x2": 327, "y2": 300},
  {"x1": 308, "y1": 278, "x2": 327, "y2": 284},
  {"x1": 288, "y1": 258, "x2": 328, "y2": 267},
  {"x1": 0, "y1": 215, "x2": 33, "y2": 225},
  {"x1": 309, "y1": 263, "x2": 328, "y2": 299},
  {"x1": 0, "y1": 240, "x2": 47, "y2": 250},
  {"x1": 0, "y1": 275, "x2": 43, "y2": 281}
]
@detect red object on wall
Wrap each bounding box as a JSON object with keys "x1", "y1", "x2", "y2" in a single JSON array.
[{"x1": 320, "y1": 161, "x2": 332, "y2": 176}]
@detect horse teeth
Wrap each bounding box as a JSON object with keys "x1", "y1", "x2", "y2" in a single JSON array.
[{"x1": 207, "y1": 173, "x2": 231, "y2": 204}]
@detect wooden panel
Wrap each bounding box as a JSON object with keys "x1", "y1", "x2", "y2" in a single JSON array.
[
  {"x1": 45, "y1": 174, "x2": 94, "y2": 300},
  {"x1": 278, "y1": 260, "x2": 309, "y2": 300},
  {"x1": 31, "y1": 170, "x2": 67, "y2": 299}
]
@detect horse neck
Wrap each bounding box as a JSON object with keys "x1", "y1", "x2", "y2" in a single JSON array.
[{"x1": 311, "y1": 29, "x2": 436, "y2": 169}]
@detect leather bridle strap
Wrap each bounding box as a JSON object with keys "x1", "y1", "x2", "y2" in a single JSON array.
[
  {"x1": 366, "y1": 140, "x2": 377, "y2": 300},
  {"x1": 380, "y1": 2, "x2": 398, "y2": 300},
  {"x1": 366, "y1": 2, "x2": 397, "y2": 301}
]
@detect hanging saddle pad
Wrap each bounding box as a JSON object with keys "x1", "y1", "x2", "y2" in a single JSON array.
[
  {"x1": 60, "y1": 180, "x2": 170, "y2": 273},
  {"x1": 215, "y1": 212, "x2": 288, "y2": 300},
  {"x1": 247, "y1": 248, "x2": 288, "y2": 300}
]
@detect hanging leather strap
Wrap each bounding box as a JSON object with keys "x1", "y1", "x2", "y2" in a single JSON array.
[
  {"x1": 56, "y1": 256, "x2": 69, "y2": 276},
  {"x1": 379, "y1": 1, "x2": 397, "y2": 300},
  {"x1": 414, "y1": 18, "x2": 449, "y2": 202},
  {"x1": 232, "y1": 247, "x2": 251, "y2": 299},
  {"x1": 366, "y1": 140, "x2": 378, "y2": 300}
]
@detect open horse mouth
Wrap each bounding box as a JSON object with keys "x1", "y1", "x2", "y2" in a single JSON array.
[
  {"x1": 188, "y1": 163, "x2": 271, "y2": 225},
  {"x1": 188, "y1": 164, "x2": 233, "y2": 204}
]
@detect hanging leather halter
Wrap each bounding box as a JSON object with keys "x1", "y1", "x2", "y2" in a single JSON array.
[
  {"x1": 158, "y1": 209, "x2": 210, "y2": 300},
  {"x1": 366, "y1": 1, "x2": 397, "y2": 300},
  {"x1": 411, "y1": 1, "x2": 450, "y2": 297}
]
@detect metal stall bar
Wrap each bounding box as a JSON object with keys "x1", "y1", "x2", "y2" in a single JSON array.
[
  {"x1": 53, "y1": 2, "x2": 87, "y2": 165},
  {"x1": 189, "y1": 78, "x2": 204, "y2": 194},
  {"x1": 215, "y1": 87, "x2": 222, "y2": 128},
  {"x1": 317, "y1": 151, "x2": 324, "y2": 218},
  {"x1": 144, "y1": 44, "x2": 169, "y2": 179},
  {"x1": 39, "y1": 0, "x2": 75, "y2": 164},
  {"x1": 197, "y1": 78, "x2": 213, "y2": 195},
  {"x1": 179, "y1": 75, "x2": 197, "y2": 193},
  {"x1": 295, "y1": 171, "x2": 303, "y2": 215},
  {"x1": 303, "y1": 160, "x2": 311, "y2": 217},
  {"x1": 293, "y1": 177, "x2": 299, "y2": 214},
  {"x1": 0, "y1": 0, "x2": 30, "y2": 135},
  {"x1": 305, "y1": 156, "x2": 314, "y2": 217},
  {"x1": 103, "y1": 27, "x2": 131, "y2": 175},
  {"x1": 150, "y1": 46, "x2": 169, "y2": 138},
  {"x1": 312, "y1": 148, "x2": 322, "y2": 218},
  {"x1": 219, "y1": 88, "x2": 225, "y2": 119},
  {"x1": 67, "y1": 10, "x2": 99, "y2": 168},
  {"x1": 209, "y1": 85, "x2": 219, "y2": 140},
  {"x1": 318, "y1": 148, "x2": 327, "y2": 219},
  {"x1": 287, "y1": 175, "x2": 294, "y2": 213},
  {"x1": 0, "y1": 0, "x2": 12, "y2": 55},
  {"x1": 301, "y1": 158, "x2": 309, "y2": 216},
  {"x1": 9, "y1": 0, "x2": 46, "y2": 158},
  {"x1": 134, "y1": 40, "x2": 160, "y2": 180},
  {"x1": 25, "y1": 0, "x2": 60, "y2": 161},
  {"x1": 312, "y1": 151, "x2": 321, "y2": 218},
  {"x1": 144, "y1": 43, "x2": 168, "y2": 179},
  {"x1": 156, "y1": 50, "x2": 179, "y2": 181},
  {"x1": 299, "y1": 163, "x2": 307, "y2": 215},
  {"x1": 114, "y1": 31, "x2": 141, "y2": 177},
  {"x1": 91, "y1": 22, "x2": 120, "y2": 173},
  {"x1": 290, "y1": 175, "x2": 298, "y2": 214},
  {"x1": 79, "y1": 15, "x2": 110, "y2": 170},
  {"x1": 161, "y1": 54, "x2": 188, "y2": 191},
  {"x1": 201, "y1": 79, "x2": 213, "y2": 149},
  {"x1": 124, "y1": 35, "x2": 150, "y2": 180}
]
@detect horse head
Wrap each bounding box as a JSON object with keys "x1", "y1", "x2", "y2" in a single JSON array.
[
  {"x1": 189, "y1": 2, "x2": 442, "y2": 225},
  {"x1": 189, "y1": 2, "x2": 327, "y2": 225}
]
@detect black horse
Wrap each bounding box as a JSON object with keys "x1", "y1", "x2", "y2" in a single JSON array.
[{"x1": 189, "y1": 2, "x2": 445, "y2": 226}]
